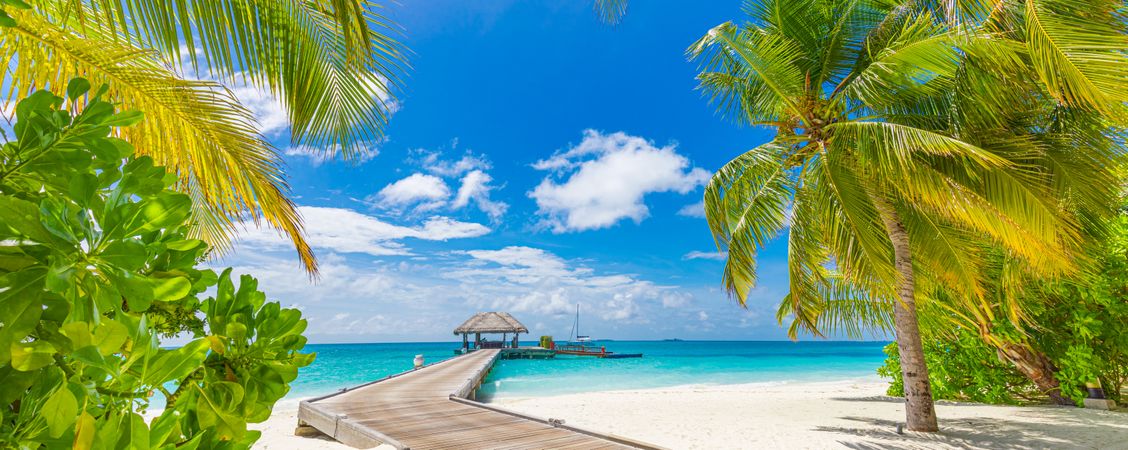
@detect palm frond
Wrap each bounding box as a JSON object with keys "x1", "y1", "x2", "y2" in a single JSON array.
[
  {"x1": 689, "y1": 21, "x2": 806, "y2": 117},
  {"x1": 1, "y1": 9, "x2": 316, "y2": 272},
  {"x1": 593, "y1": 0, "x2": 628, "y2": 25},
  {"x1": 705, "y1": 142, "x2": 793, "y2": 302},
  {"x1": 36, "y1": 0, "x2": 409, "y2": 159},
  {"x1": 831, "y1": 120, "x2": 1013, "y2": 172},
  {"x1": 1023, "y1": 0, "x2": 1128, "y2": 118},
  {"x1": 836, "y1": 10, "x2": 959, "y2": 110},
  {"x1": 776, "y1": 274, "x2": 893, "y2": 340},
  {"x1": 816, "y1": 145, "x2": 897, "y2": 287},
  {"x1": 782, "y1": 168, "x2": 835, "y2": 335}
]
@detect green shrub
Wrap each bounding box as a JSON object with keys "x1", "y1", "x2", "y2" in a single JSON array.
[
  {"x1": 0, "y1": 81, "x2": 313, "y2": 449},
  {"x1": 877, "y1": 329, "x2": 1039, "y2": 405}
]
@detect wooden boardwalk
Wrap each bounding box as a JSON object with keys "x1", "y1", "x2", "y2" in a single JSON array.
[{"x1": 297, "y1": 349, "x2": 661, "y2": 450}]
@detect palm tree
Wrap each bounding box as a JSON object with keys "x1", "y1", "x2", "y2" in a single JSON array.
[
  {"x1": 0, "y1": 1, "x2": 408, "y2": 273},
  {"x1": 690, "y1": 0, "x2": 1124, "y2": 431}
]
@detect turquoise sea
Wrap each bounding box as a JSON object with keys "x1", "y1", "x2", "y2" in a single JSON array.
[{"x1": 287, "y1": 341, "x2": 890, "y2": 401}]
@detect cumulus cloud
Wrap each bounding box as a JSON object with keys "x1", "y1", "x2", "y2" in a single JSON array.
[
  {"x1": 214, "y1": 244, "x2": 697, "y2": 341},
  {"x1": 386, "y1": 149, "x2": 508, "y2": 219},
  {"x1": 678, "y1": 201, "x2": 706, "y2": 218},
  {"x1": 373, "y1": 173, "x2": 451, "y2": 211},
  {"x1": 445, "y1": 246, "x2": 689, "y2": 322},
  {"x1": 530, "y1": 130, "x2": 710, "y2": 232},
  {"x1": 285, "y1": 141, "x2": 381, "y2": 167},
  {"x1": 229, "y1": 84, "x2": 291, "y2": 137},
  {"x1": 234, "y1": 206, "x2": 489, "y2": 256},
  {"x1": 683, "y1": 250, "x2": 727, "y2": 261},
  {"x1": 452, "y1": 170, "x2": 508, "y2": 220},
  {"x1": 422, "y1": 151, "x2": 491, "y2": 177}
]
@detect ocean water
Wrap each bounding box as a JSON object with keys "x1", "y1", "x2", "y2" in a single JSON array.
[{"x1": 288, "y1": 341, "x2": 889, "y2": 402}]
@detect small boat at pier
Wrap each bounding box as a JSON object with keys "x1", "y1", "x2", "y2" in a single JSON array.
[{"x1": 552, "y1": 305, "x2": 642, "y2": 359}]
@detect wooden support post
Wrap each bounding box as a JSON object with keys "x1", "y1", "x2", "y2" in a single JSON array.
[
  {"x1": 462, "y1": 333, "x2": 468, "y2": 350},
  {"x1": 475, "y1": 332, "x2": 480, "y2": 348}
]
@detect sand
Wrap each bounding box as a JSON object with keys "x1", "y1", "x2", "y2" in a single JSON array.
[{"x1": 251, "y1": 380, "x2": 1128, "y2": 449}]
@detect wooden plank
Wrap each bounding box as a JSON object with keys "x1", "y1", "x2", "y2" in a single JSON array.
[{"x1": 300, "y1": 348, "x2": 658, "y2": 450}]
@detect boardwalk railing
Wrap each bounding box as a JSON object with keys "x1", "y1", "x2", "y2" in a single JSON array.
[{"x1": 296, "y1": 349, "x2": 665, "y2": 450}]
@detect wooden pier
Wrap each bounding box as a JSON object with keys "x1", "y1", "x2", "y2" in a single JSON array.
[{"x1": 297, "y1": 349, "x2": 662, "y2": 450}]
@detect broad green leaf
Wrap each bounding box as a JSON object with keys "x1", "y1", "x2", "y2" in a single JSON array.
[
  {"x1": 150, "y1": 276, "x2": 191, "y2": 301},
  {"x1": 105, "y1": 271, "x2": 154, "y2": 311},
  {"x1": 0, "y1": 365, "x2": 38, "y2": 406},
  {"x1": 46, "y1": 258, "x2": 76, "y2": 294},
  {"x1": 98, "y1": 239, "x2": 147, "y2": 270},
  {"x1": 10, "y1": 340, "x2": 56, "y2": 371},
  {"x1": 74, "y1": 412, "x2": 95, "y2": 450},
  {"x1": 102, "y1": 110, "x2": 145, "y2": 127},
  {"x1": 148, "y1": 410, "x2": 181, "y2": 447},
  {"x1": 0, "y1": 195, "x2": 54, "y2": 242},
  {"x1": 67, "y1": 173, "x2": 98, "y2": 206},
  {"x1": 194, "y1": 382, "x2": 246, "y2": 440},
  {"x1": 143, "y1": 339, "x2": 209, "y2": 385},
  {"x1": 94, "y1": 320, "x2": 129, "y2": 355},
  {"x1": 164, "y1": 239, "x2": 205, "y2": 251},
  {"x1": 66, "y1": 77, "x2": 91, "y2": 100},
  {"x1": 0, "y1": 268, "x2": 46, "y2": 364},
  {"x1": 41, "y1": 384, "x2": 77, "y2": 437}
]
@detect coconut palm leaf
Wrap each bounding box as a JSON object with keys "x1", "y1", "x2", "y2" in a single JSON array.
[
  {"x1": 1, "y1": 1, "x2": 412, "y2": 273},
  {"x1": 1023, "y1": 0, "x2": 1128, "y2": 118},
  {"x1": 705, "y1": 141, "x2": 792, "y2": 301},
  {"x1": 0, "y1": 8, "x2": 314, "y2": 269},
  {"x1": 45, "y1": 0, "x2": 407, "y2": 157},
  {"x1": 593, "y1": 0, "x2": 628, "y2": 25}
]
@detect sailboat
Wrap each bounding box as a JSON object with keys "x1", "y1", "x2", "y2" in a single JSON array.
[{"x1": 554, "y1": 304, "x2": 642, "y2": 359}]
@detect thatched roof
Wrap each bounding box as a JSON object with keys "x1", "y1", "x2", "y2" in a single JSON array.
[{"x1": 453, "y1": 312, "x2": 529, "y2": 335}]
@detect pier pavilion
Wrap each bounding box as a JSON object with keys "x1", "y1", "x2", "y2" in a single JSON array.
[{"x1": 453, "y1": 311, "x2": 528, "y2": 350}]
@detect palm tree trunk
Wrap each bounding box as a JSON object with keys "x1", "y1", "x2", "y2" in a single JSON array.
[
  {"x1": 997, "y1": 342, "x2": 1074, "y2": 405},
  {"x1": 878, "y1": 201, "x2": 940, "y2": 432}
]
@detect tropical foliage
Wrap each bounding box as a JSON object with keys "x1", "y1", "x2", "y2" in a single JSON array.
[
  {"x1": 877, "y1": 332, "x2": 1039, "y2": 405},
  {"x1": 884, "y1": 207, "x2": 1128, "y2": 406},
  {"x1": 0, "y1": 83, "x2": 312, "y2": 449},
  {"x1": 690, "y1": 0, "x2": 1125, "y2": 429},
  {"x1": 0, "y1": 0, "x2": 409, "y2": 273}
]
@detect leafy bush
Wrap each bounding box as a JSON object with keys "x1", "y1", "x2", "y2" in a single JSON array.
[
  {"x1": 877, "y1": 329, "x2": 1039, "y2": 405},
  {"x1": 0, "y1": 81, "x2": 313, "y2": 449},
  {"x1": 880, "y1": 213, "x2": 1128, "y2": 405},
  {"x1": 1025, "y1": 212, "x2": 1128, "y2": 405}
]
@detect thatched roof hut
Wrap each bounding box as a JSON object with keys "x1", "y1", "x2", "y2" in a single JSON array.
[{"x1": 453, "y1": 312, "x2": 529, "y2": 335}]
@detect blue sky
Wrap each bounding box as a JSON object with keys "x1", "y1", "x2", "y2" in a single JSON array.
[{"x1": 221, "y1": 1, "x2": 806, "y2": 343}]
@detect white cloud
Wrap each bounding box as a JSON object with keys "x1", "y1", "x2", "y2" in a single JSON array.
[
  {"x1": 285, "y1": 141, "x2": 381, "y2": 167},
  {"x1": 373, "y1": 173, "x2": 450, "y2": 211},
  {"x1": 453, "y1": 170, "x2": 508, "y2": 220},
  {"x1": 421, "y1": 151, "x2": 491, "y2": 177},
  {"x1": 234, "y1": 206, "x2": 489, "y2": 256},
  {"x1": 445, "y1": 246, "x2": 686, "y2": 323},
  {"x1": 530, "y1": 130, "x2": 709, "y2": 233},
  {"x1": 229, "y1": 84, "x2": 290, "y2": 137},
  {"x1": 698, "y1": 311, "x2": 709, "y2": 321},
  {"x1": 678, "y1": 201, "x2": 706, "y2": 218},
  {"x1": 214, "y1": 244, "x2": 698, "y2": 341},
  {"x1": 417, "y1": 216, "x2": 493, "y2": 240},
  {"x1": 683, "y1": 250, "x2": 727, "y2": 261}
]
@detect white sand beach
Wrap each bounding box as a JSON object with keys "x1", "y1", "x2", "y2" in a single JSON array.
[{"x1": 251, "y1": 379, "x2": 1128, "y2": 449}]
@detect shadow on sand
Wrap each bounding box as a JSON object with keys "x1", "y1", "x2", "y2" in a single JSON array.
[{"x1": 816, "y1": 397, "x2": 1128, "y2": 450}]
